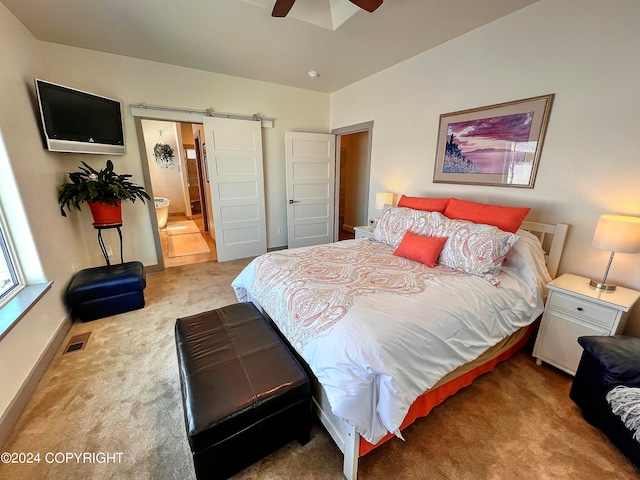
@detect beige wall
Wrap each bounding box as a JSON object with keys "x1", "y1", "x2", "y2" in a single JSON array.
[
  {"x1": 330, "y1": 0, "x2": 640, "y2": 333},
  {"x1": 37, "y1": 42, "x2": 330, "y2": 262},
  {"x1": 0, "y1": 3, "x2": 329, "y2": 438},
  {"x1": 0, "y1": 2, "x2": 86, "y2": 435},
  {"x1": 4, "y1": 0, "x2": 640, "y2": 442}
]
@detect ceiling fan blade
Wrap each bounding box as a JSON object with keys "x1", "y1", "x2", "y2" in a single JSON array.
[
  {"x1": 349, "y1": 0, "x2": 383, "y2": 13},
  {"x1": 272, "y1": 0, "x2": 296, "y2": 17}
]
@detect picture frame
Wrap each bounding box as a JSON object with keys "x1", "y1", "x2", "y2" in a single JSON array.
[{"x1": 433, "y1": 94, "x2": 554, "y2": 188}]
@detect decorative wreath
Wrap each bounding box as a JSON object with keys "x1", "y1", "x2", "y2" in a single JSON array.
[{"x1": 153, "y1": 142, "x2": 176, "y2": 169}]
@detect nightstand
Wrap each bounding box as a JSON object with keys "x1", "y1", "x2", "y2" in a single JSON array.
[
  {"x1": 354, "y1": 226, "x2": 375, "y2": 239},
  {"x1": 533, "y1": 273, "x2": 640, "y2": 375}
]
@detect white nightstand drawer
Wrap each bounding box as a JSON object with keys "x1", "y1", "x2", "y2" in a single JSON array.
[
  {"x1": 354, "y1": 226, "x2": 374, "y2": 239},
  {"x1": 534, "y1": 309, "x2": 609, "y2": 375},
  {"x1": 548, "y1": 292, "x2": 616, "y2": 328}
]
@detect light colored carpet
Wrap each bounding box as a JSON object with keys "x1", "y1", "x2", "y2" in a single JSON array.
[
  {"x1": 168, "y1": 233, "x2": 210, "y2": 258},
  {"x1": 166, "y1": 220, "x2": 200, "y2": 236},
  {"x1": 1, "y1": 259, "x2": 639, "y2": 479}
]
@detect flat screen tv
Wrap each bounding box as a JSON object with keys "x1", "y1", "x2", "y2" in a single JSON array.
[{"x1": 35, "y1": 79, "x2": 125, "y2": 155}]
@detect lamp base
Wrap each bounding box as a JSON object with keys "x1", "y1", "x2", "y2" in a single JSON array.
[{"x1": 589, "y1": 279, "x2": 617, "y2": 291}]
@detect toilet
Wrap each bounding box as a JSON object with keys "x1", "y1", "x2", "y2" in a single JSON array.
[{"x1": 154, "y1": 197, "x2": 170, "y2": 229}]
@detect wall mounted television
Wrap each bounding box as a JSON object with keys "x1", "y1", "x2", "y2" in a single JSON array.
[{"x1": 35, "y1": 79, "x2": 125, "y2": 155}]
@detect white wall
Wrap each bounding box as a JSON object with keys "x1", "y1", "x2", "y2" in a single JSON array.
[
  {"x1": 330, "y1": 0, "x2": 640, "y2": 333},
  {"x1": 0, "y1": 3, "x2": 88, "y2": 437},
  {"x1": 4, "y1": 0, "x2": 639, "y2": 441},
  {"x1": 0, "y1": 2, "x2": 330, "y2": 440},
  {"x1": 141, "y1": 120, "x2": 186, "y2": 214},
  {"x1": 36, "y1": 43, "x2": 329, "y2": 259}
]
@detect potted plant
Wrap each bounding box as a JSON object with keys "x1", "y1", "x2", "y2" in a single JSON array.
[
  {"x1": 153, "y1": 142, "x2": 176, "y2": 169},
  {"x1": 58, "y1": 159, "x2": 150, "y2": 226}
]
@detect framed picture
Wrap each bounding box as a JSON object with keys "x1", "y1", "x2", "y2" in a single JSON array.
[{"x1": 433, "y1": 94, "x2": 554, "y2": 188}]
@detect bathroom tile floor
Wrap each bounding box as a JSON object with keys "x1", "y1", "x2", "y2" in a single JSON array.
[{"x1": 159, "y1": 213, "x2": 217, "y2": 268}]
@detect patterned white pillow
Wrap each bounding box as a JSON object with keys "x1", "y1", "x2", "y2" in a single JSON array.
[
  {"x1": 373, "y1": 205, "x2": 443, "y2": 248},
  {"x1": 373, "y1": 205, "x2": 517, "y2": 285},
  {"x1": 437, "y1": 217, "x2": 519, "y2": 286}
]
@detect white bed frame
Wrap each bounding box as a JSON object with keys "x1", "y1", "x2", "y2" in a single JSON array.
[{"x1": 312, "y1": 221, "x2": 569, "y2": 480}]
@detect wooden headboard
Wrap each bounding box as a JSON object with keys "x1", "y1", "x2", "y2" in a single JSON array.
[{"x1": 520, "y1": 221, "x2": 569, "y2": 279}]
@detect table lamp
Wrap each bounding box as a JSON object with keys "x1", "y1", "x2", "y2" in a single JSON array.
[
  {"x1": 590, "y1": 215, "x2": 640, "y2": 290},
  {"x1": 375, "y1": 192, "x2": 393, "y2": 210}
]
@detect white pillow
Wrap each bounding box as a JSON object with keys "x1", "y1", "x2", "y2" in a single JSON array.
[
  {"x1": 373, "y1": 205, "x2": 442, "y2": 249},
  {"x1": 502, "y1": 229, "x2": 552, "y2": 289},
  {"x1": 436, "y1": 217, "x2": 519, "y2": 287}
]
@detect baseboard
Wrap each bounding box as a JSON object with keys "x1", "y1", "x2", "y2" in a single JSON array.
[
  {"x1": 0, "y1": 315, "x2": 72, "y2": 446},
  {"x1": 144, "y1": 263, "x2": 164, "y2": 274}
]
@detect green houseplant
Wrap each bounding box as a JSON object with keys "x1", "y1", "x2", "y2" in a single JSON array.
[{"x1": 58, "y1": 160, "x2": 150, "y2": 225}]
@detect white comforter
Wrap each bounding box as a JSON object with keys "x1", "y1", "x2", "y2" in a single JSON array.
[{"x1": 231, "y1": 231, "x2": 550, "y2": 444}]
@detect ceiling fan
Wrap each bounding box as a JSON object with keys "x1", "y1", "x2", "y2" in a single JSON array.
[{"x1": 272, "y1": 0, "x2": 383, "y2": 18}]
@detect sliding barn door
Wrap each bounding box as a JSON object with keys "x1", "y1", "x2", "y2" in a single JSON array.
[
  {"x1": 203, "y1": 117, "x2": 267, "y2": 262},
  {"x1": 285, "y1": 132, "x2": 336, "y2": 248}
]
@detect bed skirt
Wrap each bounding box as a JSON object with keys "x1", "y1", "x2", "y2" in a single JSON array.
[{"x1": 358, "y1": 321, "x2": 537, "y2": 456}]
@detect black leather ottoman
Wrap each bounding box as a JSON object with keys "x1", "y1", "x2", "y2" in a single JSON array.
[
  {"x1": 67, "y1": 261, "x2": 146, "y2": 322},
  {"x1": 175, "y1": 303, "x2": 311, "y2": 480}
]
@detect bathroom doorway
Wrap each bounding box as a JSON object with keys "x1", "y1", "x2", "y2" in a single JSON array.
[
  {"x1": 140, "y1": 119, "x2": 217, "y2": 267},
  {"x1": 335, "y1": 127, "x2": 371, "y2": 241}
]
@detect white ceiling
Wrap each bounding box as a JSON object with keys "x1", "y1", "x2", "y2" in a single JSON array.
[{"x1": 2, "y1": 0, "x2": 541, "y2": 93}]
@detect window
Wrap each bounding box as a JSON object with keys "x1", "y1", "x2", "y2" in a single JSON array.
[
  {"x1": 0, "y1": 212, "x2": 22, "y2": 307},
  {"x1": 0, "y1": 129, "x2": 51, "y2": 339}
]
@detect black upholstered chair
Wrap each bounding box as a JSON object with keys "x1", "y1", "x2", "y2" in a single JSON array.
[{"x1": 570, "y1": 335, "x2": 640, "y2": 469}]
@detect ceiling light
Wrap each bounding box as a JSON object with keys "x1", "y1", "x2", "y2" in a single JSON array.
[{"x1": 308, "y1": 71, "x2": 319, "y2": 79}]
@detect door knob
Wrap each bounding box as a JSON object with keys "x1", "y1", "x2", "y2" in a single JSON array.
[{"x1": 288, "y1": 199, "x2": 300, "y2": 204}]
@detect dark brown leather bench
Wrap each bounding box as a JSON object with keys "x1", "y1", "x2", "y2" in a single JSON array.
[{"x1": 175, "y1": 302, "x2": 311, "y2": 479}]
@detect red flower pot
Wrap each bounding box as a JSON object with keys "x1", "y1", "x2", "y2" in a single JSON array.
[{"x1": 87, "y1": 200, "x2": 122, "y2": 226}]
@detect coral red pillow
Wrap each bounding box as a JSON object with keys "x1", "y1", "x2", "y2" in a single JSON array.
[
  {"x1": 393, "y1": 231, "x2": 448, "y2": 267},
  {"x1": 443, "y1": 198, "x2": 530, "y2": 233},
  {"x1": 397, "y1": 195, "x2": 450, "y2": 213}
]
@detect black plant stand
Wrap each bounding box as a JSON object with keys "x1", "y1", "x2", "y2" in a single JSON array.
[{"x1": 94, "y1": 223, "x2": 123, "y2": 265}]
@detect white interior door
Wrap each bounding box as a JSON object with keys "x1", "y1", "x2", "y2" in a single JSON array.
[
  {"x1": 203, "y1": 117, "x2": 267, "y2": 262},
  {"x1": 285, "y1": 132, "x2": 336, "y2": 248}
]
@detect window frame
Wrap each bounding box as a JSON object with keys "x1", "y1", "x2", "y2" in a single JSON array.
[
  {"x1": 0, "y1": 200, "x2": 52, "y2": 342},
  {"x1": 0, "y1": 205, "x2": 25, "y2": 309}
]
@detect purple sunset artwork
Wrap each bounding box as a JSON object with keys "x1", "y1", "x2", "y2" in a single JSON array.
[{"x1": 443, "y1": 112, "x2": 534, "y2": 174}]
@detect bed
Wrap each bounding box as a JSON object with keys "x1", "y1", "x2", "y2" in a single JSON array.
[{"x1": 232, "y1": 200, "x2": 568, "y2": 479}]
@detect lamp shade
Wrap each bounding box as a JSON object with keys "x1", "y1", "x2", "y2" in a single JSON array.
[
  {"x1": 375, "y1": 192, "x2": 393, "y2": 210},
  {"x1": 592, "y1": 215, "x2": 640, "y2": 253}
]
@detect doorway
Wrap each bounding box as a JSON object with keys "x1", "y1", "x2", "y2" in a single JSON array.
[
  {"x1": 140, "y1": 119, "x2": 217, "y2": 268},
  {"x1": 333, "y1": 121, "x2": 373, "y2": 242},
  {"x1": 283, "y1": 122, "x2": 373, "y2": 249}
]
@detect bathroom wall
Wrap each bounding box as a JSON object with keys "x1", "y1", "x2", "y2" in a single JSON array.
[{"x1": 141, "y1": 119, "x2": 186, "y2": 214}]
